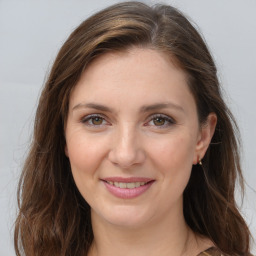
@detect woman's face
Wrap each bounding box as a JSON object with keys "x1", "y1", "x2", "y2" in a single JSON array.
[{"x1": 65, "y1": 48, "x2": 215, "y2": 228}]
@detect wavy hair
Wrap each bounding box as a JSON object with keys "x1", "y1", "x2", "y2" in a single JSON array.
[{"x1": 14, "y1": 2, "x2": 252, "y2": 256}]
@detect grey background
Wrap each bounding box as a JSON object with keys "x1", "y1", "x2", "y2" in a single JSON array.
[{"x1": 0, "y1": 0, "x2": 255, "y2": 255}]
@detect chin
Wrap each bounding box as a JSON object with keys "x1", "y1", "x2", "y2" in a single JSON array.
[{"x1": 93, "y1": 204, "x2": 153, "y2": 229}]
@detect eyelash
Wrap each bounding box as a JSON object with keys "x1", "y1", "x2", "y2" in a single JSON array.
[
  {"x1": 145, "y1": 114, "x2": 176, "y2": 128},
  {"x1": 81, "y1": 114, "x2": 109, "y2": 127},
  {"x1": 80, "y1": 113, "x2": 176, "y2": 128}
]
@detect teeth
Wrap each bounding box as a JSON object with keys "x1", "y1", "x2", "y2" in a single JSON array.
[
  {"x1": 119, "y1": 182, "x2": 126, "y2": 188},
  {"x1": 107, "y1": 181, "x2": 147, "y2": 188},
  {"x1": 127, "y1": 183, "x2": 135, "y2": 189},
  {"x1": 135, "y1": 182, "x2": 141, "y2": 188}
]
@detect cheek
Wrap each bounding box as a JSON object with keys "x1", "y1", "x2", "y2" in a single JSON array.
[
  {"x1": 156, "y1": 136, "x2": 196, "y2": 200},
  {"x1": 151, "y1": 136, "x2": 195, "y2": 166},
  {"x1": 148, "y1": 134, "x2": 196, "y2": 177},
  {"x1": 66, "y1": 132, "x2": 105, "y2": 176},
  {"x1": 65, "y1": 132, "x2": 108, "y2": 202}
]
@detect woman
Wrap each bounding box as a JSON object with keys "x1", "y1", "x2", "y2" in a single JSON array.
[{"x1": 14, "y1": 2, "x2": 252, "y2": 256}]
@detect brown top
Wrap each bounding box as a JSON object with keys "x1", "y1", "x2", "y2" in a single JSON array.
[{"x1": 197, "y1": 247, "x2": 221, "y2": 256}]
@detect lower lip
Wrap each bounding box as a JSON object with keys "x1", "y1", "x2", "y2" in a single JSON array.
[{"x1": 103, "y1": 181, "x2": 154, "y2": 199}]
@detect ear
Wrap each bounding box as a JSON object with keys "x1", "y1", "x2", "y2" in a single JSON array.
[{"x1": 193, "y1": 113, "x2": 217, "y2": 164}]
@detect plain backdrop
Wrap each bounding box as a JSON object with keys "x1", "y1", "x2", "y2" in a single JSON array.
[{"x1": 0, "y1": 0, "x2": 255, "y2": 255}]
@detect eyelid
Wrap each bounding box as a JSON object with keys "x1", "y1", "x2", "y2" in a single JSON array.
[
  {"x1": 81, "y1": 113, "x2": 110, "y2": 126},
  {"x1": 145, "y1": 113, "x2": 176, "y2": 127},
  {"x1": 80, "y1": 113, "x2": 175, "y2": 128}
]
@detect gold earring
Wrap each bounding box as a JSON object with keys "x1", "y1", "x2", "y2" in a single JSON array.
[{"x1": 197, "y1": 156, "x2": 202, "y2": 165}]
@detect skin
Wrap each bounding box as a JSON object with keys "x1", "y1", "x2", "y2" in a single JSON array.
[{"x1": 65, "y1": 48, "x2": 216, "y2": 256}]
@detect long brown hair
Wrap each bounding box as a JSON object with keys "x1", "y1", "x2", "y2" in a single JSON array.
[{"x1": 14, "y1": 2, "x2": 252, "y2": 256}]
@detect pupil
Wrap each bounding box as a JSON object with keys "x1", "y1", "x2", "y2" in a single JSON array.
[
  {"x1": 92, "y1": 117, "x2": 102, "y2": 125},
  {"x1": 154, "y1": 117, "x2": 165, "y2": 126}
]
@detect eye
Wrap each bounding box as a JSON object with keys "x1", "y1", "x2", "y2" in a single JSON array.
[
  {"x1": 146, "y1": 114, "x2": 175, "y2": 128},
  {"x1": 90, "y1": 116, "x2": 104, "y2": 125},
  {"x1": 81, "y1": 114, "x2": 109, "y2": 127},
  {"x1": 152, "y1": 116, "x2": 166, "y2": 126}
]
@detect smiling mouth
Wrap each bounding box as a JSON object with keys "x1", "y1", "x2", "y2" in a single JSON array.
[
  {"x1": 105, "y1": 181, "x2": 150, "y2": 189},
  {"x1": 101, "y1": 177, "x2": 155, "y2": 199}
]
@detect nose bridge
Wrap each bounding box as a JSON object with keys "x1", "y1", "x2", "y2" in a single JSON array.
[
  {"x1": 108, "y1": 122, "x2": 145, "y2": 168},
  {"x1": 119, "y1": 124, "x2": 136, "y2": 152}
]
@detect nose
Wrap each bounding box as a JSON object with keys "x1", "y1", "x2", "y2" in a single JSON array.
[{"x1": 108, "y1": 125, "x2": 146, "y2": 169}]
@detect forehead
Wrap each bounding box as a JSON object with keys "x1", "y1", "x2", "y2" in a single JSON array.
[
  {"x1": 69, "y1": 47, "x2": 196, "y2": 113},
  {"x1": 82, "y1": 47, "x2": 184, "y2": 82}
]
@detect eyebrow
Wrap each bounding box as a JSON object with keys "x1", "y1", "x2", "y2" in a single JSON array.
[
  {"x1": 72, "y1": 102, "x2": 184, "y2": 113},
  {"x1": 72, "y1": 103, "x2": 114, "y2": 112},
  {"x1": 140, "y1": 103, "x2": 184, "y2": 113}
]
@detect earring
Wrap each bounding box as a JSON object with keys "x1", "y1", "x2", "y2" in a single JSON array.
[{"x1": 197, "y1": 156, "x2": 202, "y2": 165}]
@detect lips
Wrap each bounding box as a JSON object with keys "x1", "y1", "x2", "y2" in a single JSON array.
[{"x1": 101, "y1": 177, "x2": 155, "y2": 199}]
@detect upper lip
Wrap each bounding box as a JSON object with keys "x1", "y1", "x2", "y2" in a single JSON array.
[{"x1": 101, "y1": 177, "x2": 154, "y2": 183}]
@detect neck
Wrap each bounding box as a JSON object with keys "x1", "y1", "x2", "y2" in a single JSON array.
[{"x1": 88, "y1": 208, "x2": 202, "y2": 256}]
